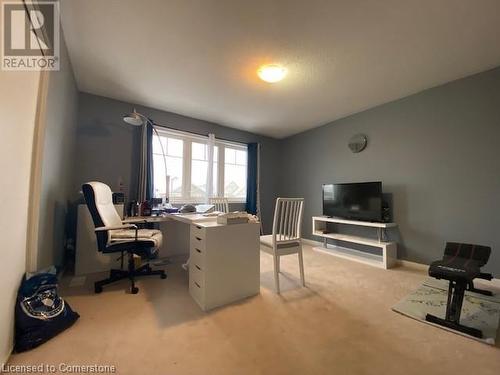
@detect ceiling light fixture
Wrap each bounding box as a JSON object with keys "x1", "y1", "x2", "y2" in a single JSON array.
[{"x1": 257, "y1": 64, "x2": 287, "y2": 83}]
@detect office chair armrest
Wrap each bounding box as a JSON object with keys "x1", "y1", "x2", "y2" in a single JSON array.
[
  {"x1": 122, "y1": 218, "x2": 148, "y2": 224},
  {"x1": 95, "y1": 224, "x2": 138, "y2": 232}
]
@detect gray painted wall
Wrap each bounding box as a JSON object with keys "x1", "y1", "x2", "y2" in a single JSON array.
[
  {"x1": 37, "y1": 33, "x2": 79, "y2": 269},
  {"x1": 73, "y1": 68, "x2": 500, "y2": 274},
  {"x1": 279, "y1": 67, "x2": 500, "y2": 274},
  {"x1": 74, "y1": 93, "x2": 281, "y2": 233}
]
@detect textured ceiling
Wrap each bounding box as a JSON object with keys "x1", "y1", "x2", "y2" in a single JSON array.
[{"x1": 61, "y1": 0, "x2": 500, "y2": 138}]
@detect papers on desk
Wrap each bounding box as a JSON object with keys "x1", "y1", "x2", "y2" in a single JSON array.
[
  {"x1": 202, "y1": 212, "x2": 221, "y2": 217},
  {"x1": 216, "y1": 212, "x2": 250, "y2": 225},
  {"x1": 157, "y1": 211, "x2": 260, "y2": 225}
]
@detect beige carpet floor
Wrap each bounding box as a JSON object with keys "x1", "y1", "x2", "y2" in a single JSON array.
[{"x1": 8, "y1": 245, "x2": 500, "y2": 375}]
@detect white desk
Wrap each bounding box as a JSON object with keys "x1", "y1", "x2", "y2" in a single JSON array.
[
  {"x1": 123, "y1": 214, "x2": 214, "y2": 259},
  {"x1": 188, "y1": 220, "x2": 260, "y2": 311},
  {"x1": 125, "y1": 213, "x2": 261, "y2": 311},
  {"x1": 122, "y1": 212, "x2": 217, "y2": 224}
]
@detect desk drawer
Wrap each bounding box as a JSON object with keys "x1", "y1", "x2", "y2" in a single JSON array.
[
  {"x1": 190, "y1": 245, "x2": 205, "y2": 268},
  {"x1": 190, "y1": 235, "x2": 206, "y2": 252},
  {"x1": 191, "y1": 224, "x2": 206, "y2": 241},
  {"x1": 190, "y1": 264, "x2": 205, "y2": 289},
  {"x1": 190, "y1": 278, "x2": 204, "y2": 306}
]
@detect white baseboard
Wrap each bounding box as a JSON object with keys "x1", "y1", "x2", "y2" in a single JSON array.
[
  {"x1": 396, "y1": 259, "x2": 428, "y2": 271},
  {"x1": 1, "y1": 343, "x2": 13, "y2": 367},
  {"x1": 477, "y1": 278, "x2": 500, "y2": 288},
  {"x1": 301, "y1": 238, "x2": 322, "y2": 247},
  {"x1": 302, "y1": 238, "x2": 500, "y2": 286}
]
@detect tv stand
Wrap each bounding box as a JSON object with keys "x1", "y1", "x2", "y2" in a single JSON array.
[{"x1": 312, "y1": 216, "x2": 398, "y2": 269}]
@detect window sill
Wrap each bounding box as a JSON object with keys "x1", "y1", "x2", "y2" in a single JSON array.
[{"x1": 170, "y1": 199, "x2": 247, "y2": 205}]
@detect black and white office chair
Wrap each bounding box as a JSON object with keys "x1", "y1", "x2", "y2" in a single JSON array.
[{"x1": 82, "y1": 181, "x2": 166, "y2": 294}]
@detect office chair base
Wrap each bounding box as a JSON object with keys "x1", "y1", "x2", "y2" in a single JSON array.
[
  {"x1": 425, "y1": 314, "x2": 483, "y2": 338},
  {"x1": 94, "y1": 264, "x2": 167, "y2": 294}
]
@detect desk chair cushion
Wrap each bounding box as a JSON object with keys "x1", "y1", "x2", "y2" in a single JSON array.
[
  {"x1": 110, "y1": 228, "x2": 163, "y2": 248},
  {"x1": 260, "y1": 235, "x2": 300, "y2": 249},
  {"x1": 428, "y1": 242, "x2": 491, "y2": 282}
]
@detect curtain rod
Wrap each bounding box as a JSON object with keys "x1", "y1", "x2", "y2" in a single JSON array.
[{"x1": 150, "y1": 121, "x2": 258, "y2": 146}]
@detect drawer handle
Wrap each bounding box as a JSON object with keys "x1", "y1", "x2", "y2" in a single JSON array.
[
  {"x1": 195, "y1": 265, "x2": 201, "y2": 270},
  {"x1": 195, "y1": 236, "x2": 202, "y2": 241},
  {"x1": 196, "y1": 225, "x2": 202, "y2": 229},
  {"x1": 194, "y1": 282, "x2": 201, "y2": 288},
  {"x1": 195, "y1": 248, "x2": 202, "y2": 253}
]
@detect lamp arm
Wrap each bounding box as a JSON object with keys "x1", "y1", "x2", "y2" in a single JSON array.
[{"x1": 141, "y1": 115, "x2": 169, "y2": 200}]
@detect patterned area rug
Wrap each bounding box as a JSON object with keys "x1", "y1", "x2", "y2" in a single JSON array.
[{"x1": 392, "y1": 278, "x2": 500, "y2": 345}]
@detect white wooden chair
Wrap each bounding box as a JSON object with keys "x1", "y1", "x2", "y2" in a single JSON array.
[
  {"x1": 209, "y1": 197, "x2": 229, "y2": 213},
  {"x1": 260, "y1": 198, "x2": 305, "y2": 293}
]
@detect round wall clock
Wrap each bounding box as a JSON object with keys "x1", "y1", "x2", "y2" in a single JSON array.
[{"x1": 348, "y1": 134, "x2": 368, "y2": 153}]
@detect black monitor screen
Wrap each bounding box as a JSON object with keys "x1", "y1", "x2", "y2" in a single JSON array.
[{"x1": 322, "y1": 182, "x2": 382, "y2": 222}]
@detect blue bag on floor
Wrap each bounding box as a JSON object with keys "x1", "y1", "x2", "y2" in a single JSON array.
[{"x1": 14, "y1": 267, "x2": 80, "y2": 352}]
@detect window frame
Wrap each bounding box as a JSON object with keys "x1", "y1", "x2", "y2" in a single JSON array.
[{"x1": 153, "y1": 126, "x2": 248, "y2": 204}]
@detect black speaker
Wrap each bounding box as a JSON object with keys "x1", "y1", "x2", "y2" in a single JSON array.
[
  {"x1": 112, "y1": 192, "x2": 125, "y2": 204},
  {"x1": 382, "y1": 202, "x2": 391, "y2": 223}
]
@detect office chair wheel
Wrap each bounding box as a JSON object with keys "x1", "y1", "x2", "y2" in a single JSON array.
[
  {"x1": 131, "y1": 286, "x2": 139, "y2": 294},
  {"x1": 95, "y1": 285, "x2": 103, "y2": 294},
  {"x1": 160, "y1": 272, "x2": 167, "y2": 279}
]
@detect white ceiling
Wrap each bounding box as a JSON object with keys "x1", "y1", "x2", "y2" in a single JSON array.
[{"x1": 60, "y1": 0, "x2": 500, "y2": 138}]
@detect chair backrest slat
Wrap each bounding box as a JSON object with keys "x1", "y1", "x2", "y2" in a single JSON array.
[
  {"x1": 209, "y1": 197, "x2": 229, "y2": 213},
  {"x1": 292, "y1": 201, "x2": 299, "y2": 238},
  {"x1": 285, "y1": 202, "x2": 290, "y2": 239},
  {"x1": 272, "y1": 198, "x2": 304, "y2": 244},
  {"x1": 292, "y1": 201, "x2": 297, "y2": 239},
  {"x1": 280, "y1": 202, "x2": 285, "y2": 241}
]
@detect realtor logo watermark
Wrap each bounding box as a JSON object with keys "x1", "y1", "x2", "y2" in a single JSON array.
[{"x1": 2, "y1": 1, "x2": 60, "y2": 70}]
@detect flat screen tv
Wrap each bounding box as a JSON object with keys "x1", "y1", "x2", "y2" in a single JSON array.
[{"x1": 322, "y1": 182, "x2": 382, "y2": 222}]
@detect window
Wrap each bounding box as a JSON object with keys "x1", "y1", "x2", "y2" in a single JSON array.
[
  {"x1": 152, "y1": 127, "x2": 247, "y2": 203},
  {"x1": 153, "y1": 136, "x2": 183, "y2": 199},
  {"x1": 190, "y1": 142, "x2": 218, "y2": 199},
  {"x1": 224, "y1": 146, "x2": 247, "y2": 200}
]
